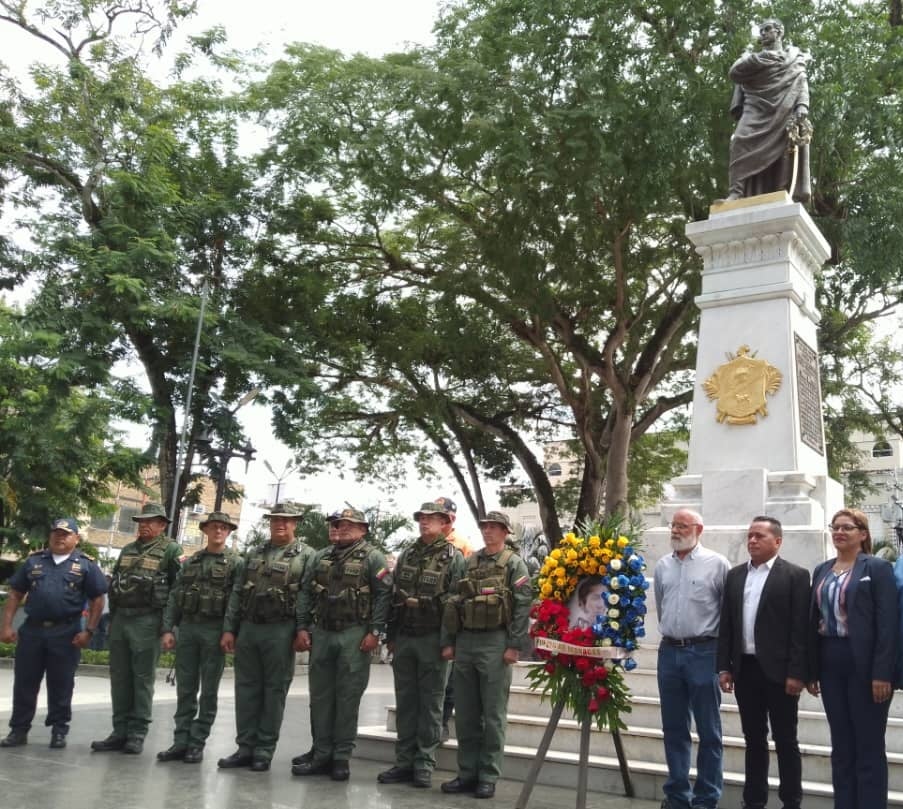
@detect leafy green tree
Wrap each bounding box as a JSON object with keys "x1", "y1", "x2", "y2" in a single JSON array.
[
  {"x1": 0, "y1": 304, "x2": 144, "y2": 554},
  {"x1": 0, "y1": 1, "x2": 301, "y2": 533},
  {"x1": 251, "y1": 0, "x2": 902, "y2": 536}
]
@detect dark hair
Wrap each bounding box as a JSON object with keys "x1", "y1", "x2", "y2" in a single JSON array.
[
  {"x1": 750, "y1": 515, "x2": 783, "y2": 537},
  {"x1": 576, "y1": 576, "x2": 604, "y2": 607},
  {"x1": 831, "y1": 508, "x2": 872, "y2": 554}
]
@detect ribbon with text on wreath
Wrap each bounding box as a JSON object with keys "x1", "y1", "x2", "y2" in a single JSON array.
[{"x1": 528, "y1": 520, "x2": 647, "y2": 731}]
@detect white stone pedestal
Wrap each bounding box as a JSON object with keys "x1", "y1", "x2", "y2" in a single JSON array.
[{"x1": 646, "y1": 193, "x2": 842, "y2": 571}]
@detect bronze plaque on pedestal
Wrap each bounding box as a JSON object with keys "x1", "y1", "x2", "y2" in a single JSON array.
[{"x1": 794, "y1": 334, "x2": 825, "y2": 455}]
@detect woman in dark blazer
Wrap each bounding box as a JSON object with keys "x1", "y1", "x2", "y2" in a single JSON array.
[{"x1": 807, "y1": 508, "x2": 899, "y2": 809}]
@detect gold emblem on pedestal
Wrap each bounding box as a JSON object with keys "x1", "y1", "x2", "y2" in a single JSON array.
[{"x1": 703, "y1": 345, "x2": 782, "y2": 425}]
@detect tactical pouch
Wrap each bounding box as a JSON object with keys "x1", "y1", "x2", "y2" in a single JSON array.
[
  {"x1": 183, "y1": 590, "x2": 200, "y2": 613},
  {"x1": 443, "y1": 599, "x2": 461, "y2": 635},
  {"x1": 420, "y1": 571, "x2": 440, "y2": 597},
  {"x1": 152, "y1": 577, "x2": 169, "y2": 609},
  {"x1": 342, "y1": 561, "x2": 363, "y2": 586},
  {"x1": 239, "y1": 580, "x2": 256, "y2": 612},
  {"x1": 458, "y1": 579, "x2": 477, "y2": 599}
]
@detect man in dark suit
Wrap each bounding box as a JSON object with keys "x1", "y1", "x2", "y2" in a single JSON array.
[{"x1": 717, "y1": 516, "x2": 810, "y2": 809}]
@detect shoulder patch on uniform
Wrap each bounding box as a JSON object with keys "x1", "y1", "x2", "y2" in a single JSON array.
[
  {"x1": 514, "y1": 575, "x2": 530, "y2": 588},
  {"x1": 375, "y1": 567, "x2": 390, "y2": 580}
]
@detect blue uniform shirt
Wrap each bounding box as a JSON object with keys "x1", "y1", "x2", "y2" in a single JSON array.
[{"x1": 8, "y1": 549, "x2": 108, "y2": 622}]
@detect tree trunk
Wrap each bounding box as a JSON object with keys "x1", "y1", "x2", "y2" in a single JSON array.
[{"x1": 604, "y1": 404, "x2": 633, "y2": 518}]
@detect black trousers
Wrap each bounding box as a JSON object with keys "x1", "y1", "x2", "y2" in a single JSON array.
[
  {"x1": 734, "y1": 655, "x2": 802, "y2": 809},
  {"x1": 11, "y1": 620, "x2": 81, "y2": 735}
]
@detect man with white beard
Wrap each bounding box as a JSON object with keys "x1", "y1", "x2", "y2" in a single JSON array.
[{"x1": 653, "y1": 509, "x2": 730, "y2": 809}]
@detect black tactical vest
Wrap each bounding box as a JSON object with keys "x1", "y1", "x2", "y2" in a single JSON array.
[
  {"x1": 110, "y1": 539, "x2": 171, "y2": 610},
  {"x1": 177, "y1": 550, "x2": 238, "y2": 619},
  {"x1": 313, "y1": 541, "x2": 373, "y2": 630},
  {"x1": 394, "y1": 538, "x2": 456, "y2": 634},
  {"x1": 455, "y1": 548, "x2": 515, "y2": 631},
  {"x1": 240, "y1": 542, "x2": 307, "y2": 623}
]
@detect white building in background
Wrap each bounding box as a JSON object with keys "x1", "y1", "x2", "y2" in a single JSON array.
[{"x1": 846, "y1": 432, "x2": 903, "y2": 547}]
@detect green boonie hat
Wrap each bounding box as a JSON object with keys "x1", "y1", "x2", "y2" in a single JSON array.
[
  {"x1": 132, "y1": 503, "x2": 172, "y2": 523},
  {"x1": 478, "y1": 510, "x2": 513, "y2": 533},
  {"x1": 264, "y1": 503, "x2": 303, "y2": 519},
  {"x1": 199, "y1": 511, "x2": 239, "y2": 531},
  {"x1": 413, "y1": 499, "x2": 454, "y2": 520},
  {"x1": 328, "y1": 507, "x2": 368, "y2": 526}
]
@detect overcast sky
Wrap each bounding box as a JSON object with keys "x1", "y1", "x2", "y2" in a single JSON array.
[{"x1": 1, "y1": 0, "x2": 499, "y2": 545}]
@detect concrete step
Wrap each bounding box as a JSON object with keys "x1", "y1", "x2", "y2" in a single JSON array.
[
  {"x1": 356, "y1": 724, "x2": 903, "y2": 808},
  {"x1": 505, "y1": 687, "x2": 903, "y2": 747},
  {"x1": 517, "y1": 661, "x2": 903, "y2": 719},
  {"x1": 362, "y1": 658, "x2": 903, "y2": 807},
  {"x1": 383, "y1": 705, "x2": 903, "y2": 791}
]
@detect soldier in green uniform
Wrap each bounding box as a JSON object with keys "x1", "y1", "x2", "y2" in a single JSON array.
[
  {"x1": 217, "y1": 503, "x2": 312, "y2": 772},
  {"x1": 378, "y1": 499, "x2": 465, "y2": 789},
  {"x1": 440, "y1": 511, "x2": 532, "y2": 799},
  {"x1": 157, "y1": 511, "x2": 244, "y2": 764},
  {"x1": 292, "y1": 507, "x2": 392, "y2": 782},
  {"x1": 91, "y1": 503, "x2": 181, "y2": 755}
]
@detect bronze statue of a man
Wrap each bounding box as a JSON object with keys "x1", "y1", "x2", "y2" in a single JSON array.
[{"x1": 727, "y1": 19, "x2": 812, "y2": 203}]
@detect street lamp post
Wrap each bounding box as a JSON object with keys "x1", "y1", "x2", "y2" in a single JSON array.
[
  {"x1": 196, "y1": 389, "x2": 260, "y2": 512},
  {"x1": 263, "y1": 459, "x2": 297, "y2": 506}
]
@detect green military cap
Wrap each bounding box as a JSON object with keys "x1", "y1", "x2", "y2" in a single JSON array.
[
  {"x1": 199, "y1": 511, "x2": 239, "y2": 531},
  {"x1": 132, "y1": 503, "x2": 172, "y2": 523},
  {"x1": 327, "y1": 507, "x2": 368, "y2": 526},
  {"x1": 413, "y1": 499, "x2": 454, "y2": 520},
  {"x1": 478, "y1": 510, "x2": 513, "y2": 533},
  {"x1": 263, "y1": 503, "x2": 303, "y2": 519}
]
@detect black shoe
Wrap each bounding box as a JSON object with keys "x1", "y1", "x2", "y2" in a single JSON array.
[
  {"x1": 123, "y1": 736, "x2": 144, "y2": 755},
  {"x1": 291, "y1": 748, "x2": 318, "y2": 766},
  {"x1": 250, "y1": 758, "x2": 270, "y2": 772},
  {"x1": 49, "y1": 733, "x2": 66, "y2": 750},
  {"x1": 0, "y1": 731, "x2": 28, "y2": 748},
  {"x1": 330, "y1": 760, "x2": 350, "y2": 781},
  {"x1": 474, "y1": 782, "x2": 495, "y2": 799},
  {"x1": 218, "y1": 750, "x2": 254, "y2": 769},
  {"x1": 91, "y1": 734, "x2": 126, "y2": 752},
  {"x1": 413, "y1": 769, "x2": 432, "y2": 788},
  {"x1": 292, "y1": 758, "x2": 332, "y2": 776},
  {"x1": 441, "y1": 777, "x2": 478, "y2": 794},
  {"x1": 377, "y1": 766, "x2": 414, "y2": 784},
  {"x1": 156, "y1": 745, "x2": 187, "y2": 762},
  {"x1": 183, "y1": 747, "x2": 204, "y2": 763}
]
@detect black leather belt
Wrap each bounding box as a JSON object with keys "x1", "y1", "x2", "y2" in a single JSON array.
[
  {"x1": 26, "y1": 616, "x2": 80, "y2": 629},
  {"x1": 661, "y1": 636, "x2": 716, "y2": 647}
]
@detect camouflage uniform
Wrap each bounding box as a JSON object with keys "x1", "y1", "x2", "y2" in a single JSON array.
[
  {"x1": 294, "y1": 508, "x2": 392, "y2": 777},
  {"x1": 442, "y1": 512, "x2": 532, "y2": 793},
  {"x1": 222, "y1": 535, "x2": 312, "y2": 765},
  {"x1": 96, "y1": 504, "x2": 181, "y2": 750},
  {"x1": 160, "y1": 520, "x2": 244, "y2": 758},
  {"x1": 382, "y1": 516, "x2": 464, "y2": 782}
]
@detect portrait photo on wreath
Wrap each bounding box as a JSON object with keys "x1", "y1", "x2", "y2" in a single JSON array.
[{"x1": 568, "y1": 575, "x2": 606, "y2": 629}]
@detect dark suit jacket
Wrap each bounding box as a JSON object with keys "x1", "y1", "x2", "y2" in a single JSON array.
[
  {"x1": 717, "y1": 556, "x2": 810, "y2": 684},
  {"x1": 809, "y1": 552, "x2": 899, "y2": 684}
]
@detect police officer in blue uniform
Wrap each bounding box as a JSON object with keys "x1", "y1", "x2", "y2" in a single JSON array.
[{"x1": 0, "y1": 518, "x2": 107, "y2": 749}]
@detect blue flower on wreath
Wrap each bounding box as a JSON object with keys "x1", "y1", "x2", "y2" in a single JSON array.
[{"x1": 624, "y1": 658, "x2": 638, "y2": 671}]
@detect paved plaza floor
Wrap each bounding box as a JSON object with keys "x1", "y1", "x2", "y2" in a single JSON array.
[{"x1": 0, "y1": 662, "x2": 661, "y2": 809}]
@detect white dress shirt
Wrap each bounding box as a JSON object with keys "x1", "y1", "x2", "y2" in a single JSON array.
[{"x1": 742, "y1": 556, "x2": 775, "y2": 654}]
